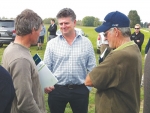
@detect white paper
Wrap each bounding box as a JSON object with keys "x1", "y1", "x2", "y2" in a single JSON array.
[
  {"x1": 100, "y1": 48, "x2": 107, "y2": 58},
  {"x1": 36, "y1": 61, "x2": 58, "y2": 93}
]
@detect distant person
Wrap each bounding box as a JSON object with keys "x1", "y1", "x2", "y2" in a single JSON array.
[
  {"x1": 47, "y1": 19, "x2": 57, "y2": 41},
  {"x1": 85, "y1": 11, "x2": 142, "y2": 113},
  {"x1": 1, "y1": 9, "x2": 46, "y2": 113},
  {"x1": 130, "y1": 24, "x2": 144, "y2": 51},
  {"x1": 0, "y1": 65, "x2": 15, "y2": 113},
  {"x1": 37, "y1": 22, "x2": 46, "y2": 50},
  {"x1": 44, "y1": 8, "x2": 96, "y2": 113}
]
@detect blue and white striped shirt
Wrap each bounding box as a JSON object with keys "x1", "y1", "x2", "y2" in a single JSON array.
[{"x1": 43, "y1": 31, "x2": 96, "y2": 85}]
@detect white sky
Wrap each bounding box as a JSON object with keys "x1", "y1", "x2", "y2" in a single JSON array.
[{"x1": 0, "y1": 0, "x2": 149, "y2": 23}]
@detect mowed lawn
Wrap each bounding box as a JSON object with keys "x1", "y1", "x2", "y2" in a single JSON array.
[{"x1": 0, "y1": 25, "x2": 149, "y2": 113}]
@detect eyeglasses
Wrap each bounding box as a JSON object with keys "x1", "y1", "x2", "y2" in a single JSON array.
[
  {"x1": 104, "y1": 32, "x2": 109, "y2": 37},
  {"x1": 135, "y1": 28, "x2": 140, "y2": 29},
  {"x1": 104, "y1": 28, "x2": 115, "y2": 37}
]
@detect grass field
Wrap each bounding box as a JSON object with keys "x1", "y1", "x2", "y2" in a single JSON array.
[{"x1": 0, "y1": 25, "x2": 149, "y2": 113}]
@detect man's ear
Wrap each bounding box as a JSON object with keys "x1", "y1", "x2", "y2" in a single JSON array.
[
  {"x1": 31, "y1": 28, "x2": 36, "y2": 34},
  {"x1": 73, "y1": 20, "x2": 76, "y2": 27},
  {"x1": 114, "y1": 27, "x2": 119, "y2": 37}
]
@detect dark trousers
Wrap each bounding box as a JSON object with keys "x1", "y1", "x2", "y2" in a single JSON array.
[
  {"x1": 48, "y1": 84, "x2": 89, "y2": 113},
  {"x1": 48, "y1": 35, "x2": 56, "y2": 41}
]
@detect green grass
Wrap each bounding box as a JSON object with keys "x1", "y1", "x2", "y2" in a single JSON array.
[{"x1": 0, "y1": 26, "x2": 148, "y2": 113}]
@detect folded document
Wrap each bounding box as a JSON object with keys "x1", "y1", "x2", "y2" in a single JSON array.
[{"x1": 33, "y1": 54, "x2": 58, "y2": 92}]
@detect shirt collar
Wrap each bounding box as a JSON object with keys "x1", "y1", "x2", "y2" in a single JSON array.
[
  {"x1": 58, "y1": 29, "x2": 82, "y2": 39},
  {"x1": 114, "y1": 41, "x2": 135, "y2": 51}
]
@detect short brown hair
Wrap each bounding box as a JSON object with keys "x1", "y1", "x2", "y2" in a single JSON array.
[{"x1": 15, "y1": 9, "x2": 42, "y2": 36}]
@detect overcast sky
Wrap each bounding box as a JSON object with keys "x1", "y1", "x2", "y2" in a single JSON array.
[{"x1": 0, "y1": 0, "x2": 149, "y2": 23}]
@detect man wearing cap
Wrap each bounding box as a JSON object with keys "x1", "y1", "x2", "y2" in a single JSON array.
[{"x1": 85, "y1": 11, "x2": 142, "y2": 113}]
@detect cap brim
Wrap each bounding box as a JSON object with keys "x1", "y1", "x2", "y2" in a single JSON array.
[{"x1": 95, "y1": 24, "x2": 110, "y2": 33}]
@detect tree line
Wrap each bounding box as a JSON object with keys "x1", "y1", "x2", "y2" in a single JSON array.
[
  {"x1": 0, "y1": 10, "x2": 149, "y2": 28},
  {"x1": 42, "y1": 10, "x2": 149, "y2": 28},
  {"x1": 42, "y1": 16, "x2": 101, "y2": 27}
]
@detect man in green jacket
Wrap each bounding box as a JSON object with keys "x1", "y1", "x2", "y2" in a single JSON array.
[{"x1": 85, "y1": 11, "x2": 142, "y2": 113}]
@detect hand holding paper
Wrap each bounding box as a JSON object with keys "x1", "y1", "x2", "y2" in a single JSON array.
[{"x1": 33, "y1": 54, "x2": 58, "y2": 93}]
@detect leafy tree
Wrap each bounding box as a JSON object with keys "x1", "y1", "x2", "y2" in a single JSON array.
[
  {"x1": 82, "y1": 16, "x2": 95, "y2": 26},
  {"x1": 148, "y1": 23, "x2": 150, "y2": 28},
  {"x1": 2, "y1": 17, "x2": 7, "y2": 19},
  {"x1": 82, "y1": 16, "x2": 101, "y2": 27},
  {"x1": 94, "y1": 18, "x2": 101, "y2": 27},
  {"x1": 128, "y1": 10, "x2": 141, "y2": 28},
  {"x1": 140, "y1": 22, "x2": 144, "y2": 28},
  {"x1": 76, "y1": 20, "x2": 82, "y2": 26},
  {"x1": 143, "y1": 22, "x2": 148, "y2": 28},
  {"x1": 43, "y1": 18, "x2": 50, "y2": 24},
  {"x1": 43, "y1": 18, "x2": 57, "y2": 24}
]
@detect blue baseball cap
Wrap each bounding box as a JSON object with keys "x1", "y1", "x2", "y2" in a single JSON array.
[{"x1": 95, "y1": 11, "x2": 130, "y2": 33}]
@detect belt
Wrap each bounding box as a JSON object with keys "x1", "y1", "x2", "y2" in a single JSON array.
[{"x1": 55, "y1": 84, "x2": 84, "y2": 89}]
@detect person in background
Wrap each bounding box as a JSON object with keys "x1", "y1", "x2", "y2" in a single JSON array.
[
  {"x1": 44, "y1": 8, "x2": 96, "y2": 113},
  {"x1": 130, "y1": 24, "x2": 144, "y2": 51},
  {"x1": 0, "y1": 65, "x2": 15, "y2": 113},
  {"x1": 37, "y1": 22, "x2": 46, "y2": 50},
  {"x1": 47, "y1": 19, "x2": 57, "y2": 41},
  {"x1": 1, "y1": 9, "x2": 46, "y2": 113},
  {"x1": 85, "y1": 11, "x2": 142, "y2": 113}
]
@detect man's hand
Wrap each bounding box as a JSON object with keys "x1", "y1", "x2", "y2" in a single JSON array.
[
  {"x1": 137, "y1": 40, "x2": 140, "y2": 42},
  {"x1": 44, "y1": 86, "x2": 55, "y2": 94},
  {"x1": 85, "y1": 74, "x2": 93, "y2": 86}
]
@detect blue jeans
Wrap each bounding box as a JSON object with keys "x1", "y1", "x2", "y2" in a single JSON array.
[{"x1": 48, "y1": 84, "x2": 89, "y2": 113}]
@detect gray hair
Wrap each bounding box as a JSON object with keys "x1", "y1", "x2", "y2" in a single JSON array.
[
  {"x1": 110, "y1": 27, "x2": 131, "y2": 37},
  {"x1": 56, "y1": 8, "x2": 76, "y2": 21},
  {"x1": 118, "y1": 27, "x2": 131, "y2": 37},
  {"x1": 15, "y1": 9, "x2": 42, "y2": 36}
]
